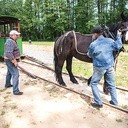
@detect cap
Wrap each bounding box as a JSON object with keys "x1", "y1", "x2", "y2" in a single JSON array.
[
  {"x1": 92, "y1": 26, "x2": 103, "y2": 33},
  {"x1": 9, "y1": 30, "x2": 20, "y2": 35}
]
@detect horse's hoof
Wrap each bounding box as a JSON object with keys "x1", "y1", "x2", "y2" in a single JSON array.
[
  {"x1": 73, "y1": 81, "x2": 78, "y2": 84},
  {"x1": 61, "y1": 84, "x2": 67, "y2": 87},
  {"x1": 103, "y1": 87, "x2": 109, "y2": 95},
  {"x1": 70, "y1": 78, "x2": 78, "y2": 84},
  {"x1": 104, "y1": 90, "x2": 109, "y2": 95},
  {"x1": 60, "y1": 83, "x2": 67, "y2": 87},
  {"x1": 87, "y1": 81, "x2": 90, "y2": 86},
  {"x1": 87, "y1": 77, "x2": 92, "y2": 86},
  {"x1": 59, "y1": 82, "x2": 66, "y2": 86}
]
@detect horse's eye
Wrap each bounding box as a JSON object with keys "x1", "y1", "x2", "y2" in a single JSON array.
[
  {"x1": 121, "y1": 22, "x2": 128, "y2": 29},
  {"x1": 122, "y1": 23, "x2": 125, "y2": 27},
  {"x1": 123, "y1": 22, "x2": 128, "y2": 27}
]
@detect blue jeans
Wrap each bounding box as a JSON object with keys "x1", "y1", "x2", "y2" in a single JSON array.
[
  {"x1": 90, "y1": 66, "x2": 118, "y2": 105},
  {"x1": 5, "y1": 59, "x2": 20, "y2": 94}
]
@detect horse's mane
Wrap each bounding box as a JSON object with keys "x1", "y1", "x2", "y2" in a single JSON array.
[
  {"x1": 76, "y1": 32, "x2": 93, "y2": 36},
  {"x1": 109, "y1": 22, "x2": 122, "y2": 32},
  {"x1": 64, "y1": 31, "x2": 93, "y2": 37}
]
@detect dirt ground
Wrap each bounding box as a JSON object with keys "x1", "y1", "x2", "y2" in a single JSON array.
[{"x1": 0, "y1": 44, "x2": 128, "y2": 128}]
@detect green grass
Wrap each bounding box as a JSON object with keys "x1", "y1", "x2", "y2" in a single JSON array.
[
  {"x1": 115, "y1": 45, "x2": 128, "y2": 87},
  {"x1": 63, "y1": 59, "x2": 93, "y2": 77}
]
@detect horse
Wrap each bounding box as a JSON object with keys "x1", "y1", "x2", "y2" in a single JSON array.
[{"x1": 54, "y1": 13, "x2": 128, "y2": 93}]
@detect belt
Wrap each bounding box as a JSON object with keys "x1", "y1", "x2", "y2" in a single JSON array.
[
  {"x1": 4, "y1": 56, "x2": 9, "y2": 59},
  {"x1": 4, "y1": 56, "x2": 20, "y2": 62}
]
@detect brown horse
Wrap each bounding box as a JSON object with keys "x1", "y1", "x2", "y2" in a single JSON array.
[{"x1": 54, "y1": 13, "x2": 128, "y2": 92}]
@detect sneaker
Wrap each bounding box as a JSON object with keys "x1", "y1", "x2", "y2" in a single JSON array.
[
  {"x1": 14, "y1": 92, "x2": 23, "y2": 95},
  {"x1": 5, "y1": 85, "x2": 13, "y2": 88},
  {"x1": 91, "y1": 102, "x2": 103, "y2": 108},
  {"x1": 109, "y1": 101, "x2": 117, "y2": 105}
]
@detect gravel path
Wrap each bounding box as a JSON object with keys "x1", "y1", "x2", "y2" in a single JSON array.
[
  {"x1": 0, "y1": 44, "x2": 128, "y2": 128},
  {"x1": 23, "y1": 44, "x2": 53, "y2": 65}
]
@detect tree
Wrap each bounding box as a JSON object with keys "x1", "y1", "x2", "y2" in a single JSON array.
[
  {"x1": 75, "y1": 0, "x2": 96, "y2": 33},
  {"x1": 0, "y1": 0, "x2": 127, "y2": 40}
]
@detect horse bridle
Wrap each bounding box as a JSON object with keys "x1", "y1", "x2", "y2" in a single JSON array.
[
  {"x1": 102, "y1": 26, "x2": 115, "y2": 39},
  {"x1": 102, "y1": 24, "x2": 128, "y2": 40}
]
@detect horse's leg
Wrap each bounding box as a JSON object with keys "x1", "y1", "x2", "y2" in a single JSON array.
[
  {"x1": 87, "y1": 76, "x2": 92, "y2": 86},
  {"x1": 55, "y1": 57, "x2": 66, "y2": 86},
  {"x1": 103, "y1": 73, "x2": 109, "y2": 94},
  {"x1": 66, "y1": 55, "x2": 78, "y2": 84}
]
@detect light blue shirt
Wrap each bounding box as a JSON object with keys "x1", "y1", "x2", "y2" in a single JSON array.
[{"x1": 87, "y1": 35, "x2": 122, "y2": 69}]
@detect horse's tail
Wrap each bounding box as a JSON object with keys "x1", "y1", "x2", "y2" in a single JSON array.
[
  {"x1": 53, "y1": 32, "x2": 72, "y2": 82},
  {"x1": 54, "y1": 36, "x2": 65, "y2": 83},
  {"x1": 53, "y1": 42, "x2": 59, "y2": 82},
  {"x1": 53, "y1": 34, "x2": 67, "y2": 82}
]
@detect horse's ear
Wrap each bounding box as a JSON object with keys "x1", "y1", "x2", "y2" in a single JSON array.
[
  {"x1": 121, "y1": 12, "x2": 128, "y2": 21},
  {"x1": 121, "y1": 12, "x2": 125, "y2": 20}
]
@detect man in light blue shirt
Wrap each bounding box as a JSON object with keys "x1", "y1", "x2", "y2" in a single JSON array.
[{"x1": 87, "y1": 26, "x2": 122, "y2": 108}]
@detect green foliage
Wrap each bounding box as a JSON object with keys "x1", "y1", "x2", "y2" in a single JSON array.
[{"x1": 75, "y1": 0, "x2": 97, "y2": 33}]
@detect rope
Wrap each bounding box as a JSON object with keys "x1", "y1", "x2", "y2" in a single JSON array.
[
  {"x1": 72, "y1": 30, "x2": 88, "y2": 55},
  {"x1": 55, "y1": 32, "x2": 71, "y2": 56}
]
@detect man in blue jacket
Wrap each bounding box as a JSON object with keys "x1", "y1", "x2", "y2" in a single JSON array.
[{"x1": 87, "y1": 26, "x2": 122, "y2": 108}]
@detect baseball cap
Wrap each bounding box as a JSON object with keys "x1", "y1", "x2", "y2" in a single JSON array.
[
  {"x1": 9, "y1": 30, "x2": 21, "y2": 35},
  {"x1": 92, "y1": 26, "x2": 103, "y2": 33}
]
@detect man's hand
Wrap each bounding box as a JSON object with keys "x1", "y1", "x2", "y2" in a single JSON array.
[
  {"x1": 117, "y1": 30, "x2": 122, "y2": 35},
  {"x1": 12, "y1": 59, "x2": 18, "y2": 67},
  {"x1": 14, "y1": 61, "x2": 18, "y2": 67}
]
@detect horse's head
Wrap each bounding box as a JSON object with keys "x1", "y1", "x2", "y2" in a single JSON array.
[
  {"x1": 102, "y1": 13, "x2": 128, "y2": 53},
  {"x1": 101, "y1": 13, "x2": 128, "y2": 59},
  {"x1": 120, "y1": 12, "x2": 128, "y2": 43},
  {"x1": 104, "y1": 12, "x2": 128, "y2": 43}
]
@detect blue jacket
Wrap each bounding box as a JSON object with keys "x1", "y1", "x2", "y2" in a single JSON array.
[{"x1": 87, "y1": 35, "x2": 122, "y2": 69}]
